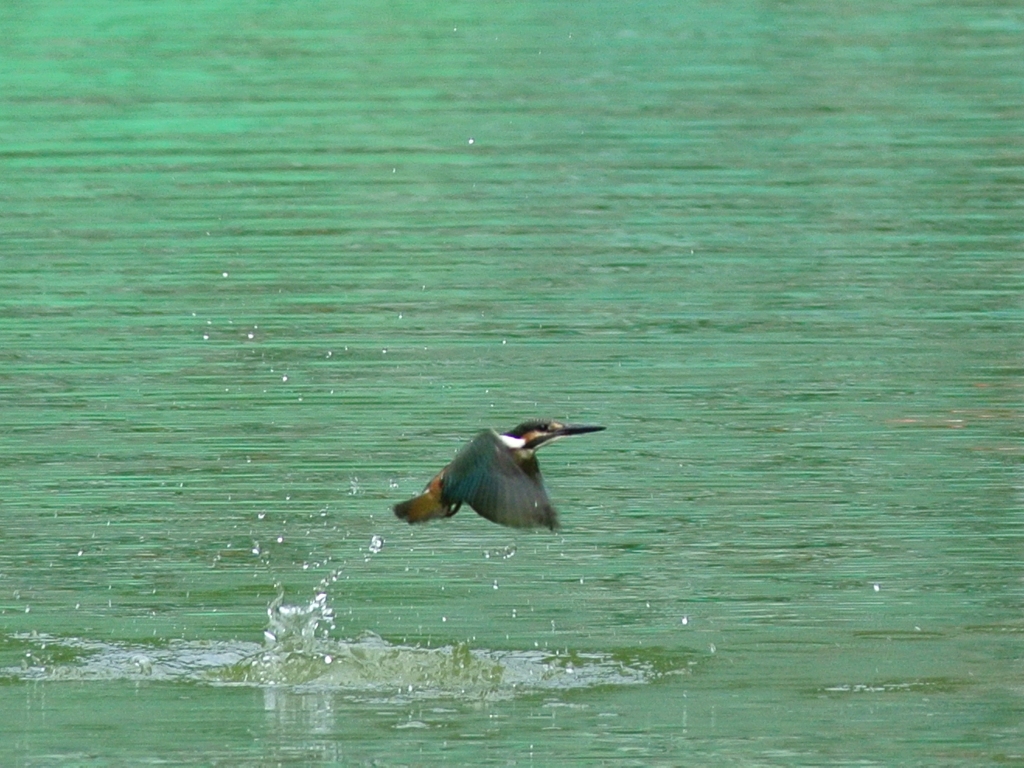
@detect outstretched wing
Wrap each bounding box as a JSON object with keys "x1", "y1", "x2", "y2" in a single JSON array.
[{"x1": 441, "y1": 430, "x2": 559, "y2": 530}]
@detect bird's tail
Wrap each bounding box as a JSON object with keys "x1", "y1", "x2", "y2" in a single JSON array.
[{"x1": 393, "y1": 488, "x2": 447, "y2": 523}]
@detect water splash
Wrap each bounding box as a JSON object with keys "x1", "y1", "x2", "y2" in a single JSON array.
[
  {"x1": 263, "y1": 582, "x2": 336, "y2": 653},
  {"x1": 1, "y1": 581, "x2": 667, "y2": 700},
  {"x1": 483, "y1": 544, "x2": 516, "y2": 560}
]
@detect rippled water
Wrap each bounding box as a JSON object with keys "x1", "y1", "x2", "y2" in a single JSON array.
[{"x1": 2, "y1": 0, "x2": 1022, "y2": 765}]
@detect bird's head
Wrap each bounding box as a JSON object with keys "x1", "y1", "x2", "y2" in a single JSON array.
[{"x1": 502, "y1": 419, "x2": 606, "y2": 451}]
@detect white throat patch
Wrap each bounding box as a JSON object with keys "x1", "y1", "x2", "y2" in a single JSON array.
[{"x1": 498, "y1": 433, "x2": 526, "y2": 449}]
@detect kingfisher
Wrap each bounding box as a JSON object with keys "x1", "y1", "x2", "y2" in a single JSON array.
[{"x1": 393, "y1": 420, "x2": 605, "y2": 531}]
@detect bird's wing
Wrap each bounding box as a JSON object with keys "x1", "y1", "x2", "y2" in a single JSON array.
[{"x1": 442, "y1": 430, "x2": 559, "y2": 530}]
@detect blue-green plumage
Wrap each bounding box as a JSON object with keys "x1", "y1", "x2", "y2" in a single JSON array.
[{"x1": 393, "y1": 420, "x2": 605, "y2": 530}]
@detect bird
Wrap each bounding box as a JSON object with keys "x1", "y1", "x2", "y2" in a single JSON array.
[{"x1": 393, "y1": 420, "x2": 605, "y2": 531}]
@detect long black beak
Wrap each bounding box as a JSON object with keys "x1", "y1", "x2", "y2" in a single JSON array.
[{"x1": 557, "y1": 423, "x2": 606, "y2": 437}]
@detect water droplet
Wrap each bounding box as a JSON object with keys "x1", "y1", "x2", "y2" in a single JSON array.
[{"x1": 368, "y1": 535, "x2": 384, "y2": 554}]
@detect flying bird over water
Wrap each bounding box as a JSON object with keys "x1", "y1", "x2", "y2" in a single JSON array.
[{"x1": 393, "y1": 420, "x2": 605, "y2": 530}]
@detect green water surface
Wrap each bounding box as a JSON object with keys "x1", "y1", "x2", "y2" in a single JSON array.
[{"x1": 2, "y1": 0, "x2": 1022, "y2": 764}]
